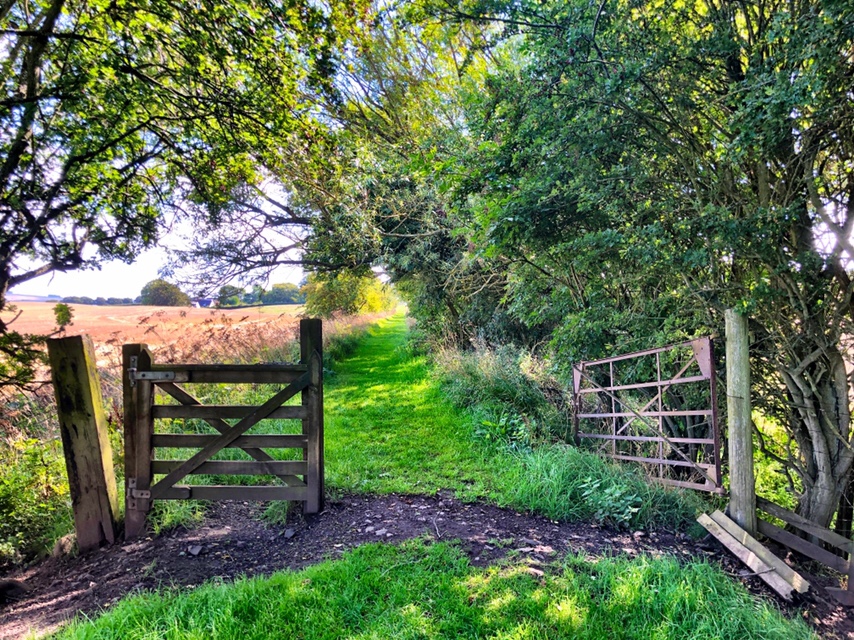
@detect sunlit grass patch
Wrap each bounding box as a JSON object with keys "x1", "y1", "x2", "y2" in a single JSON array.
[{"x1": 53, "y1": 540, "x2": 816, "y2": 640}]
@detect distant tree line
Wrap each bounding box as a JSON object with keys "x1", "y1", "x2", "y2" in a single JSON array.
[
  {"x1": 215, "y1": 273, "x2": 396, "y2": 317},
  {"x1": 61, "y1": 296, "x2": 137, "y2": 306},
  {"x1": 216, "y1": 282, "x2": 306, "y2": 307}
]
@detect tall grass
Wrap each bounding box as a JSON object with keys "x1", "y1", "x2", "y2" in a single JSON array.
[{"x1": 432, "y1": 342, "x2": 706, "y2": 531}]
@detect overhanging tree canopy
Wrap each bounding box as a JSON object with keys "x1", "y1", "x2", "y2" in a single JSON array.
[{"x1": 0, "y1": 0, "x2": 364, "y2": 387}]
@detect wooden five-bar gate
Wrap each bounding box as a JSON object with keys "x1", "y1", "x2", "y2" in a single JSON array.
[
  {"x1": 123, "y1": 318, "x2": 324, "y2": 539},
  {"x1": 572, "y1": 337, "x2": 723, "y2": 493}
]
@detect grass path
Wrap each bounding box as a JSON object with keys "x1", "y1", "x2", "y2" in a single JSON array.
[{"x1": 324, "y1": 313, "x2": 509, "y2": 500}]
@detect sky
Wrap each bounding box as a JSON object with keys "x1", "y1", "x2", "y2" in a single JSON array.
[{"x1": 10, "y1": 248, "x2": 303, "y2": 299}]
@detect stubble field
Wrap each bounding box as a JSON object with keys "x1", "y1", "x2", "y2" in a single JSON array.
[
  {"x1": 5, "y1": 302, "x2": 306, "y2": 375},
  {"x1": 7, "y1": 302, "x2": 302, "y2": 345}
]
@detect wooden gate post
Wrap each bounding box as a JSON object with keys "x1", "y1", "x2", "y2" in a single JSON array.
[
  {"x1": 47, "y1": 335, "x2": 118, "y2": 552},
  {"x1": 300, "y1": 318, "x2": 324, "y2": 513},
  {"x1": 123, "y1": 344, "x2": 154, "y2": 539},
  {"x1": 725, "y1": 309, "x2": 757, "y2": 534}
]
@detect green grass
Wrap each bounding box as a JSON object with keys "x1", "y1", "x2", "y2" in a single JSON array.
[
  {"x1": 54, "y1": 539, "x2": 815, "y2": 640},
  {"x1": 324, "y1": 314, "x2": 508, "y2": 500},
  {"x1": 322, "y1": 314, "x2": 702, "y2": 531},
  {"x1": 49, "y1": 313, "x2": 815, "y2": 639}
]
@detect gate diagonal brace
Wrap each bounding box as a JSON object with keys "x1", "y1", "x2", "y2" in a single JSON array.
[
  {"x1": 157, "y1": 381, "x2": 304, "y2": 487},
  {"x1": 149, "y1": 370, "x2": 312, "y2": 499},
  {"x1": 575, "y1": 366, "x2": 717, "y2": 487}
]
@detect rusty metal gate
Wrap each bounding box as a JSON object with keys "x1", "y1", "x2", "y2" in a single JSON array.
[
  {"x1": 572, "y1": 337, "x2": 723, "y2": 493},
  {"x1": 123, "y1": 318, "x2": 324, "y2": 539}
]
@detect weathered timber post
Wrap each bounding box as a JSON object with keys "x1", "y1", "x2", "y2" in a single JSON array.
[
  {"x1": 123, "y1": 344, "x2": 154, "y2": 539},
  {"x1": 47, "y1": 335, "x2": 118, "y2": 552},
  {"x1": 300, "y1": 318, "x2": 324, "y2": 513},
  {"x1": 725, "y1": 309, "x2": 757, "y2": 534}
]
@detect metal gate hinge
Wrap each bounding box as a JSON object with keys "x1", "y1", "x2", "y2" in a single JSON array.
[
  {"x1": 128, "y1": 352, "x2": 175, "y2": 387},
  {"x1": 127, "y1": 478, "x2": 151, "y2": 501},
  {"x1": 128, "y1": 355, "x2": 138, "y2": 388},
  {"x1": 132, "y1": 371, "x2": 175, "y2": 382}
]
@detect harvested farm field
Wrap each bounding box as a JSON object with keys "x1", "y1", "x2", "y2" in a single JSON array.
[
  {"x1": 6, "y1": 302, "x2": 302, "y2": 345},
  {"x1": 4, "y1": 302, "x2": 305, "y2": 373}
]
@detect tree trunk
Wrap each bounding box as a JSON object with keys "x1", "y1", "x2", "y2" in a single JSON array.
[
  {"x1": 834, "y1": 477, "x2": 854, "y2": 553},
  {"x1": 781, "y1": 345, "x2": 854, "y2": 530}
]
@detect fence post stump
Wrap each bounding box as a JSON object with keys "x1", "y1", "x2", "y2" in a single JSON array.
[
  {"x1": 123, "y1": 344, "x2": 153, "y2": 539},
  {"x1": 725, "y1": 309, "x2": 757, "y2": 534},
  {"x1": 300, "y1": 318, "x2": 324, "y2": 513},
  {"x1": 47, "y1": 335, "x2": 118, "y2": 552}
]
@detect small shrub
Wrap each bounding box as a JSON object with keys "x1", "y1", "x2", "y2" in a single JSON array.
[
  {"x1": 0, "y1": 436, "x2": 72, "y2": 566},
  {"x1": 147, "y1": 501, "x2": 206, "y2": 535},
  {"x1": 435, "y1": 344, "x2": 569, "y2": 440},
  {"x1": 262, "y1": 501, "x2": 297, "y2": 526},
  {"x1": 506, "y1": 444, "x2": 704, "y2": 530},
  {"x1": 579, "y1": 477, "x2": 642, "y2": 528},
  {"x1": 325, "y1": 328, "x2": 365, "y2": 366},
  {"x1": 474, "y1": 409, "x2": 533, "y2": 452}
]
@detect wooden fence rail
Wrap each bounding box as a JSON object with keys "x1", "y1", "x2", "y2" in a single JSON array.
[
  {"x1": 124, "y1": 318, "x2": 324, "y2": 539},
  {"x1": 756, "y1": 497, "x2": 854, "y2": 605}
]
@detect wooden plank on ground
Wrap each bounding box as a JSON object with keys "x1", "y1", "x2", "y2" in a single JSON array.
[
  {"x1": 757, "y1": 497, "x2": 854, "y2": 555},
  {"x1": 158, "y1": 485, "x2": 308, "y2": 501},
  {"x1": 710, "y1": 511, "x2": 810, "y2": 595},
  {"x1": 697, "y1": 513, "x2": 796, "y2": 601},
  {"x1": 758, "y1": 518, "x2": 849, "y2": 575},
  {"x1": 152, "y1": 459, "x2": 307, "y2": 476},
  {"x1": 152, "y1": 434, "x2": 308, "y2": 449},
  {"x1": 153, "y1": 405, "x2": 306, "y2": 420}
]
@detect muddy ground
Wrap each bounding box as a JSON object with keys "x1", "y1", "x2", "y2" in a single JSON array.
[{"x1": 1, "y1": 492, "x2": 852, "y2": 639}]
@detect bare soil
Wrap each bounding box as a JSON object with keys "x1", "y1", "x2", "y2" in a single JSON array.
[{"x1": 1, "y1": 492, "x2": 851, "y2": 639}]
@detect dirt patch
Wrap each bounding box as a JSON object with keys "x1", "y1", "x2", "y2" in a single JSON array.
[{"x1": 0, "y1": 493, "x2": 850, "y2": 639}]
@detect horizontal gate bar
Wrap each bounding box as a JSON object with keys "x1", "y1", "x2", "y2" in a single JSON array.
[
  {"x1": 153, "y1": 405, "x2": 306, "y2": 420},
  {"x1": 609, "y1": 454, "x2": 713, "y2": 469},
  {"x1": 150, "y1": 364, "x2": 308, "y2": 372},
  {"x1": 147, "y1": 368, "x2": 307, "y2": 384},
  {"x1": 158, "y1": 485, "x2": 309, "y2": 501},
  {"x1": 659, "y1": 478, "x2": 718, "y2": 492},
  {"x1": 578, "y1": 433, "x2": 714, "y2": 444},
  {"x1": 575, "y1": 339, "x2": 704, "y2": 365},
  {"x1": 576, "y1": 375, "x2": 709, "y2": 394},
  {"x1": 152, "y1": 459, "x2": 307, "y2": 476},
  {"x1": 152, "y1": 434, "x2": 308, "y2": 449},
  {"x1": 577, "y1": 410, "x2": 712, "y2": 418}
]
